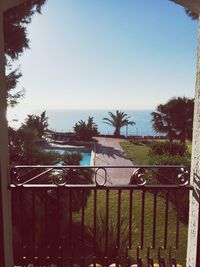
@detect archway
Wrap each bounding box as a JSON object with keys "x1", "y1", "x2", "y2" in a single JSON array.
[{"x1": 0, "y1": 1, "x2": 200, "y2": 266}]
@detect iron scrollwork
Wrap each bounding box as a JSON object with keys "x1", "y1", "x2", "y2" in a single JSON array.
[
  {"x1": 95, "y1": 167, "x2": 107, "y2": 186},
  {"x1": 130, "y1": 168, "x2": 146, "y2": 186},
  {"x1": 177, "y1": 167, "x2": 189, "y2": 186},
  {"x1": 10, "y1": 167, "x2": 21, "y2": 186}
]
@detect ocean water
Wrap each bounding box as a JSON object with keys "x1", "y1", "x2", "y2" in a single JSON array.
[{"x1": 7, "y1": 108, "x2": 158, "y2": 136}]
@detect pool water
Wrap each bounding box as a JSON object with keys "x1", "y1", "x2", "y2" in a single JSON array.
[{"x1": 45, "y1": 148, "x2": 91, "y2": 166}]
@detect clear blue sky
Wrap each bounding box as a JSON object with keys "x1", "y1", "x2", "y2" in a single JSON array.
[{"x1": 12, "y1": 0, "x2": 198, "y2": 111}]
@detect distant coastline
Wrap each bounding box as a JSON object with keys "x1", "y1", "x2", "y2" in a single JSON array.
[{"x1": 7, "y1": 108, "x2": 159, "y2": 136}]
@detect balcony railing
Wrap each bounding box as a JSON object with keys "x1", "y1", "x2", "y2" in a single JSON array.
[{"x1": 9, "y1": 165, "x2": 192, "y2": 267}]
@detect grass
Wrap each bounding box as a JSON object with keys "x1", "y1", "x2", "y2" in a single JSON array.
[
  {"x1": 120, "y1": 140, "x2": 150, "y2": 164},
  {"x1": 187, "y1": 141, "x2": 192, "y2": 154},
  {"x1": 71, "y1": 140, "x2": 188, "y2": 266},
  {"x1": 73, "y1": 190, "x2": 187, "y2": 266},
  {"x1": 120, "y1": 140, "x2": 188, "y2": 265}
]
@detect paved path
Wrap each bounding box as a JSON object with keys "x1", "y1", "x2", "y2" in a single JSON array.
[{"x1": 94, "y1": 137, "x2": 134, "y2": 185}]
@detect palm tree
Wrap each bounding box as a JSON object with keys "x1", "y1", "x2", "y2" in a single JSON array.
[
  {"x1": 74, "y1": 116, "x2": 99, "y2": 141},
  {"x1": 103, "y1": 110, "x2": 135, "y2": 137},
  {"x1": 21, "y1": 111, "x2": 48, "y2": 138}
]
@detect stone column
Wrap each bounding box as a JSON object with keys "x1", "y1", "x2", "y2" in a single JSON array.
[
  {"x1": 186, "y1": 16, "x2": 200, "y2": 267},
  {"x1": 0, "y1": 7, "x2": 14, "y2": 267}
]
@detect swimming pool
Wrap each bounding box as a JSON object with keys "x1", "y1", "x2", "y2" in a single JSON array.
[{"x1": 45, "y1": 147, "x2": 91, "y2": 166}]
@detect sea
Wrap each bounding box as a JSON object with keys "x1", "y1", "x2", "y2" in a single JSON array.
[{"x1": 7, "y1": 108, "x2": 159, "y2": 137}]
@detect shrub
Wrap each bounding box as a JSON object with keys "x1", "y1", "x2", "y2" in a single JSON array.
[
  {"x1": 129, "y1": 139, "x2": 151, "y2": 145},
  {"x1": 87, "y1": 212, "x2": 129, "y2": 265},
  {"x1": 74, "y1": 116, "x2": 99, "y2": 141},
  {"x1": 62, "y1": 151, "x2": 82, "y2": 165},
  {"x1": 149, "y1": 154, "x2": 191, "y2": 224},
  {"x1": 30, "y1": 148, "x2": 61, "y2": 165},
  {"x1": 149, "y1": 154, "x2": 190, "y2": 167},
  {"x1": 149, "y1": 141, "x2": 187, "y2": 156}
]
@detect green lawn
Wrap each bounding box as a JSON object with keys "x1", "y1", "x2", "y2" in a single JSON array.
[
  {"x1": 72, "y1": 140, "x2": 188, "y2": 266},
  {"x1": 120, "y1": 140, "x2": 150, "y2": 164},
  {"x1": 121, "y1": 140, "x2": 188, "y2": 265},
  {"x1": 73, "y1": 190, "x2": 187, "y2": 266},
  {"x1": 187, "y1": 141, "x2": 192, "y2": 154}
]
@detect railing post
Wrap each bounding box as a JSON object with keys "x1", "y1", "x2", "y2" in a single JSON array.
[
  {"x1": 0, "y1": 6, "x2": 14, "y2": 267},
  {"x1": 186, "y1": 15, "x2": 200, "y2": 267}
]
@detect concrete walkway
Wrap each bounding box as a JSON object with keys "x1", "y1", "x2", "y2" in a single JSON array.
[{"x1": 94, "y1": 137, "x2": 134, "y2": 185}]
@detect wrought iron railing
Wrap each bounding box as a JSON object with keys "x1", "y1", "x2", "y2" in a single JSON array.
[{"x1": 9, "y1": 165, "x2": 192, "y2": 267}]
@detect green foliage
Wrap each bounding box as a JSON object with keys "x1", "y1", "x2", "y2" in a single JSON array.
[
  {"x1": 62, "y1": 169, "x2": 93, "y2": 212},
  {"x1": 187, "y1": 141, "x2": 192, "y2": 154},
  {"x1": 121, "y1": 140, "x2": 191, "y2": 223},
  {"x1": 61, "y1": 152, "x2": 93, "y2": 188},
  {"x1": 62, "y1": 151, "x2": 83, "y2": 165},
  {"x1": 149, "y1": 153, "x2": 191, "y2": 224},
  {"x1": 74, "y1": 116, "x2": 99, "y2": 141},
  {"x1": 11, "y1": 135, "x2": 94, "y2": 263},
  {"x1": 4, "y1": 0, "x2": 46, "y2": 106},
  {"x1": 148, "y1": 142, "x2": 191, "y2": 175},
  {"x1": 151, "y1": 97, "x2": 194, "y2": 143},
  {"x1": 6, "y1": 68, "x2": 25, "y2": 106},
  {"x1": 184, "y1": 8, "x2": 199, "y2": 20},
  {"x1": 45, "y1": 152, "x2": 94, "y2": 215},
  {"x1": 13, "y1": 187, "x2": 93, "y2": 263},
  {"x1": 86, "y1": 212, "x2": 129, "y2": 264},
  {"x1": 73, "y1": 190, "x2": 188, "y2": 266},
  {"x1": 149, "y1": 141, "x2": 187, "y2": 156},
  {"x1": 4, "y1": 0, "x2": 47, "y2": 59},
  {"x1": 30, "y1": 149, "x2": 60, "y2": 165},
  {"x1": 148, "y1": 154, "x2": 191, "y2": 170},
  {"x1": 9, "y1": 126, "x2": 37, "y2": 164},
  {"x1": 169, "y1": 1, "x2": 198, "y2": 20},
  {"x1": 103, "y1": 110, "x2": 135, "y2": 137},
  {"x1": 129, "y1": 139, "x2": 152, "y2": 145},
  {"x1": 21, "y1": 111, "x2": 48, "y2": 138},
  {"x1": 120, "y1": 140, "x2": 150, "y2": 164},
  {"x1": 9, "y1": 126, "x2": 60, "y2": 165}
]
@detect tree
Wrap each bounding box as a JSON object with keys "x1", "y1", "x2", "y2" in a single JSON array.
[
  {"x1": 4, "y1": 0, "x2": 47, "y2": 106},
  {"x1": 11, "y1": 147, "x2": 93, "y2": 264},
  {"x1": 6, "y1": 68, "x2": 25, "y2": 106},
  {"x1": 169, "y1": 1, "x2": 199, "y2": 20},
  {"x1": 151, "y1": 97, "x2": 194, "y2": 143},
  {"x1": 9, "y1": 111, "x2": 52, "y2": 165},
  {"x1": 74, "y1": 116, "x2": 99, "y2": 141},
  {"x1": 103, "y1": 110, "x2": 135, "y2": 137},
  {"x1": 184, "y1": 8, "x2": 199, "y2": 20},
  {"x1": 9, "y1": 126, "x2": 60, "y2": 165},
  {"x1": 21, "y1": 111, "x2": 48, "y2": 138},
  {"x1": 62, "y1": 152, "x2": 83, "y2": 165}
]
